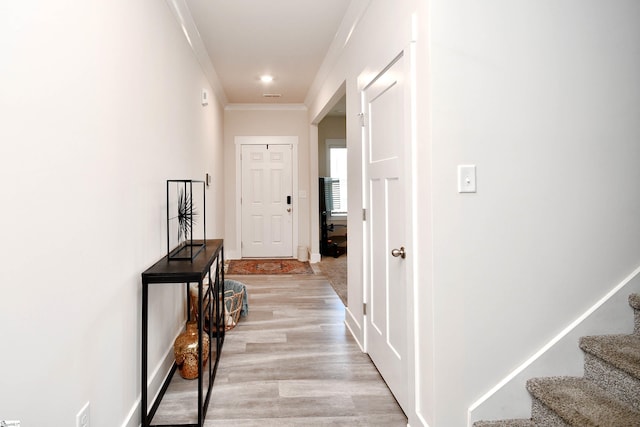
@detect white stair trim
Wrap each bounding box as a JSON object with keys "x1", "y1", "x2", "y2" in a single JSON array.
[{"x1": 467, "y1": 264, "x2": 640, "y2": 427}]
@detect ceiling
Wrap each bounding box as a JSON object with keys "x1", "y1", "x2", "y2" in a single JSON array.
[{"x1": 184, "y1": 0, "x2": 352, "y2": 105}]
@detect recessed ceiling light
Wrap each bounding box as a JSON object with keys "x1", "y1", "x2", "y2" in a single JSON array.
[{"x1": 260, "y1": 75, "x2": 274, "y2": 83}]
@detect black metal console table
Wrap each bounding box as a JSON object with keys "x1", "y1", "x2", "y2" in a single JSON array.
[{"x1": 141, "y1": 239, "x2": 224, "y2": 427}]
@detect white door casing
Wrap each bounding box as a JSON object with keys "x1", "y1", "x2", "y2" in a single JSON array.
[
  {"x1": 236, "y1": 136, "x2": 297, "y2": 258},
  {"x1": 363, "y1": 52, "x2": 411, "y2": 413}
]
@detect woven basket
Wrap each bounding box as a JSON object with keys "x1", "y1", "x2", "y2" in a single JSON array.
[
  {"x1": 189, "y1": 283, "x2": 245, "y2": 331},
  {"x1": 222, "y1": 287, "x2": 244, "y2": 330}
]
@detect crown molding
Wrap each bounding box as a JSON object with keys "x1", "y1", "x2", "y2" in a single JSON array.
[
  {"x1": 164, "y1": 0, "x2": 229, "y2": 106},
  {"x1": 304, "y1": 0, "x2": 371, "y2": 107}
]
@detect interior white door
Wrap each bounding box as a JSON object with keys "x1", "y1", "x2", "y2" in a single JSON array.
[
  {"x1": 363, "y1": 52, "x2": 410, "y2": 413},
  {"x1": 241, "y1": 144, "x2": 293, "y2": 257}
]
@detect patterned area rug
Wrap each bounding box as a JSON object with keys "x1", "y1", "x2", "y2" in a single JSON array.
[{"x1": 227, "y1": 259, "x2": 314, "y2": 275}]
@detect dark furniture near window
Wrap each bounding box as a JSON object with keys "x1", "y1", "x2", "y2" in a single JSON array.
[{"x1": 319, "y1": 177, "x2": 347, "y2": 258}]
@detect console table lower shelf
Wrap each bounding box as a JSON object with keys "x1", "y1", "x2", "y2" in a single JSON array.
[{"x1": 141, "y1": 239, "x2": 225, "y2": 427}]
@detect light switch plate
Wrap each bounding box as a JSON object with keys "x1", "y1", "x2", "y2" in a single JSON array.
[{"x1": 458, "y1": 165, "x2": 476, "y2": 193}]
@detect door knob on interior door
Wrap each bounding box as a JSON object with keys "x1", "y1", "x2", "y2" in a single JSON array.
[
  {"x1": 287, "y1": 208, "x2": 292, "y2": 212},
  {"x1": 391, "y1": 247, "x2": 406, "y2": 259}
]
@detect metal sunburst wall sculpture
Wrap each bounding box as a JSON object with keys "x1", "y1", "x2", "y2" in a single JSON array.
[
  {"x1": 167, "y1": 179, "x2": 206, "y2": 261},
  {"x1": 177, "y1": 187, "x2": 198, "y2": 242}
]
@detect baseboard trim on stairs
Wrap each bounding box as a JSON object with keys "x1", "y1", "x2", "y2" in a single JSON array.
[{"x1": 467, "y1": 264, "x2": 640, "y2": 427}]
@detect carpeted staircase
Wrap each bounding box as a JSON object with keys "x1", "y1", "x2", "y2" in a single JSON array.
[{"x1": 475, "y1": 294, "x2": 640, "y2": 426}]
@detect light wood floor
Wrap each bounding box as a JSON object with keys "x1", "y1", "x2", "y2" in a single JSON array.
[{"x1": 152, "y1": 274, "x2": 407, "y2": 426}]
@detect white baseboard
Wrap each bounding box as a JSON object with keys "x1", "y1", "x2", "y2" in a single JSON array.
[
  {"x1": 121, "y1": 398, "x2": 139, "y2": 427},
  {"x1": 309, "y1": 252, "x2": 321, "y2": 263},
  {"x1": 345, "y1": 306, "x2": 364, "y2": 351},
  {"x1": 121, "y1": 327, "x2": 183, "y2": 427}
]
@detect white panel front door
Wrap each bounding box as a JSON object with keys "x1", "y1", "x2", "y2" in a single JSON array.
[
  {"x1": 363, "y1": 52, "x2": 410, "y2": 413},
  {"x1": 241, "y1": 144, "x2": 293, "y2": 258}
]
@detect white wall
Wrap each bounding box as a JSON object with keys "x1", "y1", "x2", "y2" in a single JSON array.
[
  {"x1": 308, "y1": 0, "x2": 640, "y2": 426},
  {"x1": 0, "y1": 2, "x2": 224, "y2": 426},
  {"x1": 307, "y1": 0, "x2": 424, "y2": 423},
  {"x1": 430, "y1": 0, "x2": 640, "y2": 424},
  {"x1": 223, "y1": 107, "x2": 311, "y2": 259},
  {"x1": 309, "y1": 0, "x2": 418, "y2": 340}
]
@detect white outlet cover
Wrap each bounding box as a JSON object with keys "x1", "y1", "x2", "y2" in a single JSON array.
[{"x1": 76, "y1": 402, "x2": 90, "y2": 427}]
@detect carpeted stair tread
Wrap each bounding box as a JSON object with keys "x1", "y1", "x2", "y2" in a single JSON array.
[
  {"x1": 526, "y1": 376, "x2": 640, "y2": 426},
  {"x1": 629, "y1": 294, "x2": 640, "y2": 310},
  {"x1": 473, "y1": 419, "x2": 535, "y2": 426},
  {"x1": 579, "y1": 334, "x2": 640, "y2": 380}
]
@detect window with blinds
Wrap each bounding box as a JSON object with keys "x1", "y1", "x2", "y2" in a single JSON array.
[{"x1": 328, "y1": 146, "x2": 347, "y2": 216}]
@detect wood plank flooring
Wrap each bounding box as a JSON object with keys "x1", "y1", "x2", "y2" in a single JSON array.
[{"x1": 152, "y1": 274, "x2": 407, "y2": 426}]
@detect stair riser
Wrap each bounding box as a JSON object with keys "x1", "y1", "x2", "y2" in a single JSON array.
[
  {"x1": 531, "y1": 398, "x2": 570, "y2": 427},
  {"x1": 473, "y1": 421, "x2": 534, "y2": 427},
  {"x1": 584, "y1": 353, "x2": 640, "y2": 411}
]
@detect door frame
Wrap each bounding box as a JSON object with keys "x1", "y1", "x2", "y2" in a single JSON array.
[{"x1": 235, "y1": 136, "x2": 299, "y2": 258}]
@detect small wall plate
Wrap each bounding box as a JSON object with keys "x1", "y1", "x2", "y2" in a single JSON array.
[{"x1": 201, "y1": 89, "x2": 209, "y2": 106}]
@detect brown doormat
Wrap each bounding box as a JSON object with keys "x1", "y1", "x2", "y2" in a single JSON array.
[{"x1": 227, "y1": 259, "x2": 314, "y2": 275}]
